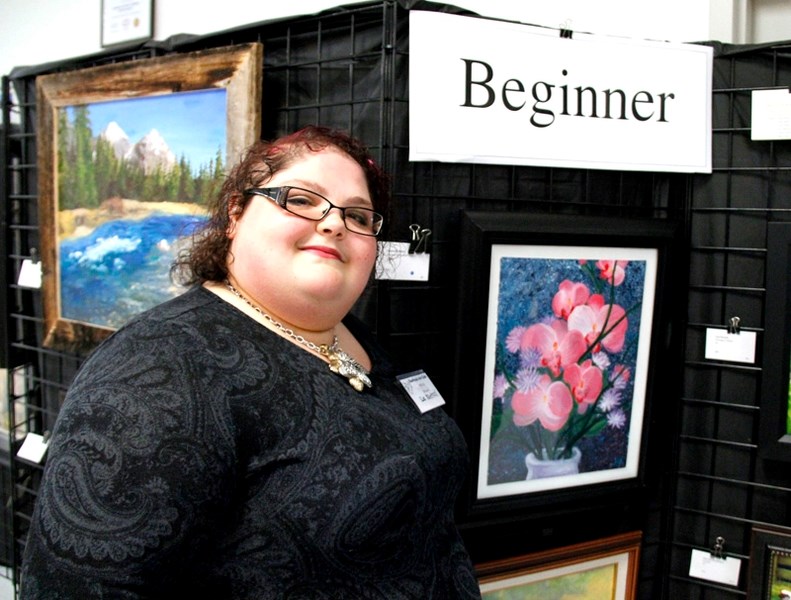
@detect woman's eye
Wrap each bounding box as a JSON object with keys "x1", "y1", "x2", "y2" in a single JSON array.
[
  {"x1": 346, "y1": 209, "x2": 371, "y2": 227},
  {"x1": 286, "y1": 194, "x2": 315, "y2": 207}
]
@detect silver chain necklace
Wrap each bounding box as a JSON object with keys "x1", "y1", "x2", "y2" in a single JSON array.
[{"x1": 224, "y1": 280, "x2": 372, "y2": 392}]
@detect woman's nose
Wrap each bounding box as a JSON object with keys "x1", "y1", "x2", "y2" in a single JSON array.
[{"x1": 318, "y1": 206, "x2": 346, "y2": 235}]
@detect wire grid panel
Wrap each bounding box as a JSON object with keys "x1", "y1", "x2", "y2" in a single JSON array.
[
  {"x1": 667, "y1": 45, "x2": 791, "y2": 599},
  {"x1": 0, "y1": 3, "x2": 710, "y2": 598}
]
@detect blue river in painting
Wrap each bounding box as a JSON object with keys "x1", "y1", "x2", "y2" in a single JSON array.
[{"x1": 60, "y1": 213, "x2": 207, "y2": 329}]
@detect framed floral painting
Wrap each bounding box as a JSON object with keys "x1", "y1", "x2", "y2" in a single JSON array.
[{"x1": 454, "y1": 211, "x2": 680, "y2": 511}]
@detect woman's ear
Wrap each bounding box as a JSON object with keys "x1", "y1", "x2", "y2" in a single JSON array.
[{"x1": 226, "y1": 195, "x2": 243, "y2": 238}]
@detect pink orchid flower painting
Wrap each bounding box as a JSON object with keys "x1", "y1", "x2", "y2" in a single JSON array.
[{"x1": 479, "y1": 246, "x2": 657, "y2": 498}]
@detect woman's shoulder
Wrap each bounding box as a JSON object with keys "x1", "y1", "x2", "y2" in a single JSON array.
[
  {"x1": 132, "y1": 284, "x2": 223, "y2": 326},
  {"x1": 75, "y1": 286, "x2": 237, "y2": 374},
  {"x1": 97, "y1": 286, "x2": 225, "y2": 340}
]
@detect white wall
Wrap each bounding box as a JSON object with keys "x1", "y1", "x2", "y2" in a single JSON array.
[
  {"x1": 1, "y1": 1, "x2": 790, "y2": 83},
  {"x1": 0, "y1": 0, "x2": 715, "y2": 80},
  {"x1": 0, "y1": 0, "x2": 791, "y2": 75},
  {"x1": 752, "y1": 0, "x2": 791, "y2": 44}
]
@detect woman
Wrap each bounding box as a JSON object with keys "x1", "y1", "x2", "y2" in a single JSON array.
[{"x1": 21, "y1": 126, "x2": 482, "y2": 599}]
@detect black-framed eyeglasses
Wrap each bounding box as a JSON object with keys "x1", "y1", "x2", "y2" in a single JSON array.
[{"x1": 244, "y1": 186, "x2": 384, "y2": 237}]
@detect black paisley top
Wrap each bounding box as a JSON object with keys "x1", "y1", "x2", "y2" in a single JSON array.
[{"x1": 20, "y1": 286, "x2": 481, "y2": 599}]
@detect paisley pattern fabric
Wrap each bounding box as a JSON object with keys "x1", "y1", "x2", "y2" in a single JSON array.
[{"x1": 20, "y1": 286, "x2": 481, "y2": 599}]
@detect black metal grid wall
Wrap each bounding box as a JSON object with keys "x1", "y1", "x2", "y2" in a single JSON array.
[
  {"x1": 666, "y1": 42, "x2": 791, "y2": 598},
  {"x1": 6, "y1": 2, "x2": 789, "y2": 599},
  {"x1": 1, "y1": 2, "x2": 687, "y2": 597},
  {"x1": 2, "y1": 44, "x2": 160, "y2": 595}
]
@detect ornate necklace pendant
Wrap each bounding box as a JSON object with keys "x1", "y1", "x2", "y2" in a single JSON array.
[
  {"x1": 324, "y1": 345, "x2": 372, "y2": 392},
  {"x1": 224, "y1": 280, "x2": 372, "y2": 392}
]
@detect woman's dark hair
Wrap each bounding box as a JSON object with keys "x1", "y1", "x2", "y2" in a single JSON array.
[{"x1": 172, "y1": 125, "x2": 391, "y2": 285}]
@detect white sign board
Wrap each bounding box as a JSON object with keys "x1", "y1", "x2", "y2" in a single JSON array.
[{"x1": 409, "y1": 11, "x2": 712, "y2": 173}]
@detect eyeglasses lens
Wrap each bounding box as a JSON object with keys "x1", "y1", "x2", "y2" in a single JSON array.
[{"x1": 283, "y1": 188, "x2": 382, "y2": 236}]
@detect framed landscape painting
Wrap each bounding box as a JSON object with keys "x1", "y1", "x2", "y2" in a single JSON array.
[
  {"x1": 36, "y1": 43, "x2": 262, "y2": 352},
  {"x1": 476, "y1": 530, "x2": 642, "y2": 599},
  {"x1": 454, "y1": 211, "x2": 680, "y2": 514}
]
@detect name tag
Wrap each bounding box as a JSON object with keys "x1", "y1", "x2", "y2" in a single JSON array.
[{"x1": 397, "y1": 370, "x2": 446, "y2": 413}]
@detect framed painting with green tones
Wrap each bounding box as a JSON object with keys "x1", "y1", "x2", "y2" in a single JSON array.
[
  {"x1": 748, "y1": 525, "x2": 791, "y2": 599},
  {"x1": 760, "y1": 222, "x2": 791, "y2": 461},
  {"x1": 476, "y1": 531, "x2": 641, "y2": 599}
]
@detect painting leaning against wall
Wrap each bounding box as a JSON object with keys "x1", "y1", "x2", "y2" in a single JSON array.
[{"x1": 476, "y1": 531, "x2": 642, "y2": 600}]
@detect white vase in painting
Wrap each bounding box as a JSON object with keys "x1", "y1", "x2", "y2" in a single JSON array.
[{"x1": 525, "y1": 446, "x2": 582, "y2": 480}]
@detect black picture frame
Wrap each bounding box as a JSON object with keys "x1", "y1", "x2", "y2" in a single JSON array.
[
  {"x1": 452, "y1": 211, "x2": 681, "y2": 520},
  {"x1": 748, "y1": 524, "x2": 791, "y2": 599},
  {"x1": 760, "y1": 222, "x2": 791, "y2": 462}
]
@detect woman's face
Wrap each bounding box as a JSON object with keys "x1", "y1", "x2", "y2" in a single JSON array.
[{"x1": 226, "y1": 146, "x2": 378, "y2": 329}]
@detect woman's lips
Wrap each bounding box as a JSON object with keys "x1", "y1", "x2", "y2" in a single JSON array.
[{"x1": 303, "y1": 245, "x2": 342, "y2": 260}]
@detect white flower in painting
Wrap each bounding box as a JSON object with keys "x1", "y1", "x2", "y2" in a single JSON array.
[
  {"x1": 598, "y1": 389, "x2": 621, "y2": 412},
  {"x1": 607, "y1": 409, "x2": 627, "y2": 429}
]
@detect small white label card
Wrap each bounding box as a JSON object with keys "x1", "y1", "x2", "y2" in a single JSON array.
[
  {"x1": 704, "y1": 328, "x2": 756, "y2": 364},
  {"x1": 17, "y1": 259, "x2": 42, "y2": 289},
  {"x1": 375, "y1": 242, "x2": 430, "y2": 281},
  {"x1": 752, "y1": 89, "x2": 791, "y2": 140},
  {"x1": 16, "y1": 432, "x2": 49, "y2": 464},
  {"x1": 688, "y1": 549, "x2": 742, "y2": 587},
  {"x1": 397, "y1": 370, "x2": 446, "y2": 413}
]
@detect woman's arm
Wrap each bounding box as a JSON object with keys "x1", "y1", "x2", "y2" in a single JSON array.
[{"x1": 20, "y1": 326, "x2": 237, "y2": 598}]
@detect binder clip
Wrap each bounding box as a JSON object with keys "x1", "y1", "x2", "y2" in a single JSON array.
[
  {"x1": 408, "y1": 224, "x2": 432, "y2": 254},
  {"x1": 414, "y1": 229, "x2": 431, "y2": 254},
  {"x1": 711, "y1": 536, "x2": 725, "y2": 559},
  {"x1": 559, "y1": 19, "x2": 573, "y2": 39},
  {"x1": 727, "y1": 316, "x2": 740, "y2": 335},
  {"x1": 408, "y1": 224, "x2": 421, "y2": 253}
]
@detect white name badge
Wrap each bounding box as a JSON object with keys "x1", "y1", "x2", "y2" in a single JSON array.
[{"x1": 397, "y1": 370, "x2": 446, "y2": 413}]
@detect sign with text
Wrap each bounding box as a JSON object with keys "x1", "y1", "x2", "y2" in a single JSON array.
[{"x1": 409, "y1": 11, "x2": 712, "y2": 173}]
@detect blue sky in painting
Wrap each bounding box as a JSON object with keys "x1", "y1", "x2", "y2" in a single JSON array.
[{"x1": 69, "y1": 88, "x2": 227, "y2": 170}]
